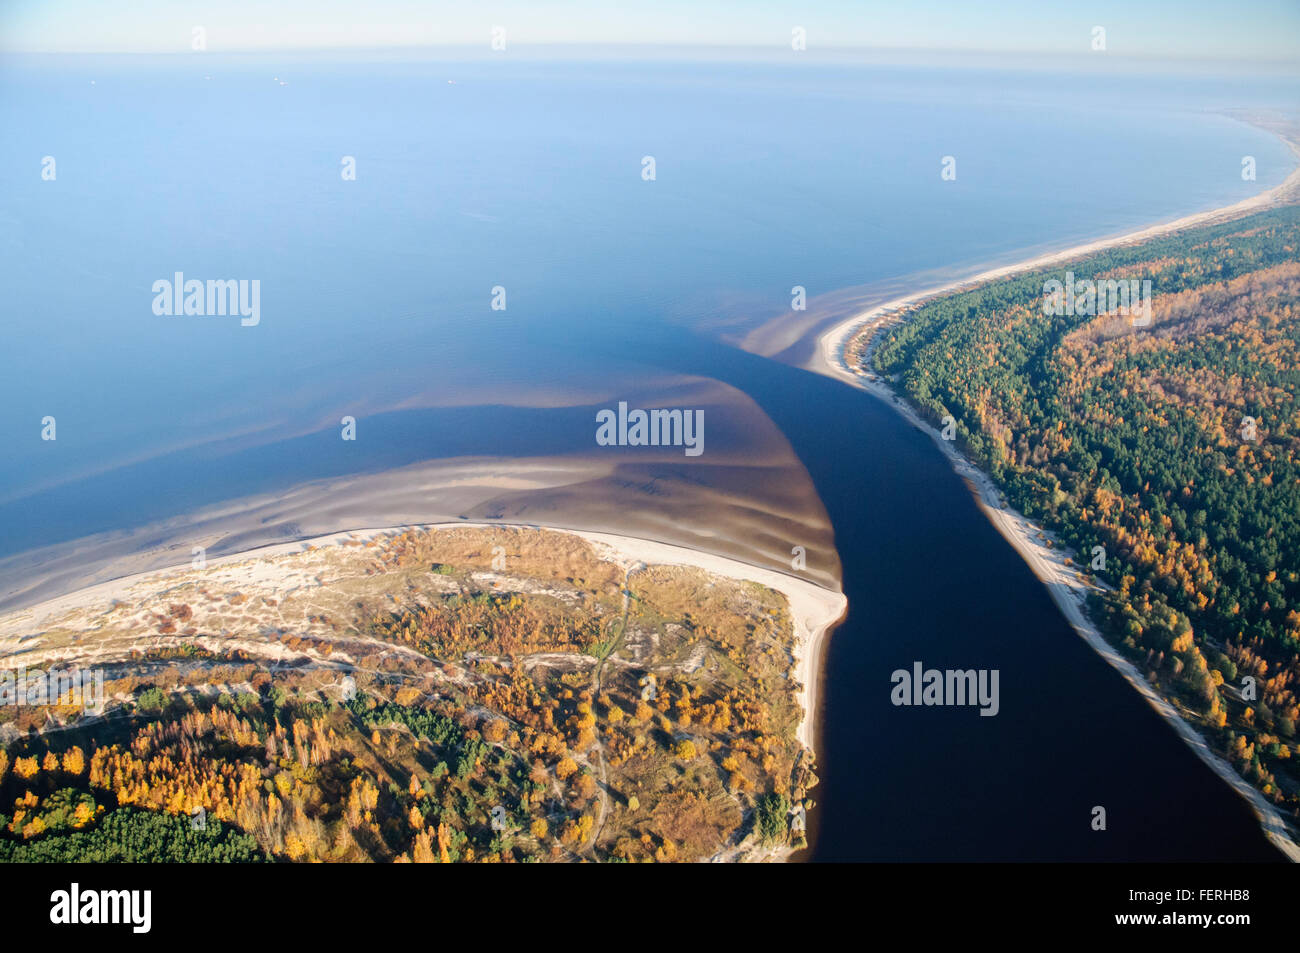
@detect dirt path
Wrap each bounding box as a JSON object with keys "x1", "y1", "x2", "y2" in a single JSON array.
[{"x1": 584, "y1": 562, "x2": 644, "y2": 856}]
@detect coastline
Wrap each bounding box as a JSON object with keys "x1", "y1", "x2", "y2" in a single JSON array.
[
  {"x1": 809, "y1": 125, "x2": 1300, "y2": 862},
  {"x1": 0, "y1": 520, "x2": 845, "y2": 761},
  {"x1": 0, "y1": 438, "x2": 844, "y2": 616},
  {"x1": 812, "y1": 121, "x2": 1300, "y2": 382}
]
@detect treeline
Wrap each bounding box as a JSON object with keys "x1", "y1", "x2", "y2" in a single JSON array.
[
  {"x1": 871, "y1": 205, "x2": 1300, "y2": 810},
  {"x1": 1, "y1": 534, "x2": 812, "y2": 862},
  {"x1": 0, "y1": 687, "x2": 580, "y2": 863},
  {"x1": 0, "y1": 804, "x2": 264, "y2": 863}
]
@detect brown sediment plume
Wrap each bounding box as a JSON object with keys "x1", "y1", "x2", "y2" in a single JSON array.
[{"x1": 0, "y1": 377, "x2": 840, "y2": 613}]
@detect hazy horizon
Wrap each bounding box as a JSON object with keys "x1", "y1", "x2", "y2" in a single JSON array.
[{"x1": 4, "y1": 0, "x2": 1298, "y2": 62}]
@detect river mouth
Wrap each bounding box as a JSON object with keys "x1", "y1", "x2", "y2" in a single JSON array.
[
  {"x1": 3, "y1": 53, "x2": 1296, "y2": 862},
  {"x1": 2, "y1": 317, "x2": 1286, "y2": 861}
]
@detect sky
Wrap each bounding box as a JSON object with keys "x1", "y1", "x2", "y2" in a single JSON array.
[{"x1": 1, "y1": 0, "x2": 1298, "y2": 60}]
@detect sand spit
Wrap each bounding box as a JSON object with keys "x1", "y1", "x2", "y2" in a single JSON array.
[
  {"x1": 0, "y1": 377, "x2": 842, "y2": 615},
  {"x1": 0, "y1": 522, "x2": 845, "y2": 756}
]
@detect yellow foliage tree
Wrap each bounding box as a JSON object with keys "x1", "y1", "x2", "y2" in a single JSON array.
[
  {"x1": 61, "y1": 747, "x2": 85, "y2": 776},
  {"x1": 436, "y1": 821, "x2": 452, "y2": 863},
  {"x1": 284, "y1": 833, "x2": 307, "y2": 861},
  {"x1": 412, "y1": 829, "x2": 436, "y2": 863}
]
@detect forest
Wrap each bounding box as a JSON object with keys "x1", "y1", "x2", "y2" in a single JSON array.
[
  {"x1": 0, "y1": 527, "x2": 813, "y2": 862},
  {"x1": 871, "y1": 206, "x2": 1300, "y2": 814}
]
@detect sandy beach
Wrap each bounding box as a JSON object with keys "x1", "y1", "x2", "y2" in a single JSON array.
[
  {"x1": 807, "y1": 122, "x2": 1300, "y2": 861},
  {"x1": 0, "y1": 375, "x2": 843, "y2": 617}
]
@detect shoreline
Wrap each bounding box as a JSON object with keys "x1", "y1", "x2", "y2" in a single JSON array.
[
  {"x1": 809, "y1": 125, "x2": 1300, "y2": 862},
  {"x1": 813, "y1": 121, "x2": 1300, "y2": 382},
  {"x1": 0, "y1": 520, "x2": 846, "y2": 759},
  {"x1": 0, "y1": 442, "x2": 843, "y2": 617}
]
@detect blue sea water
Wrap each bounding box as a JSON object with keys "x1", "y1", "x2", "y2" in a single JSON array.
[{"x1": 0, "y1": 51, "x2": 1295, "y2": 520}]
